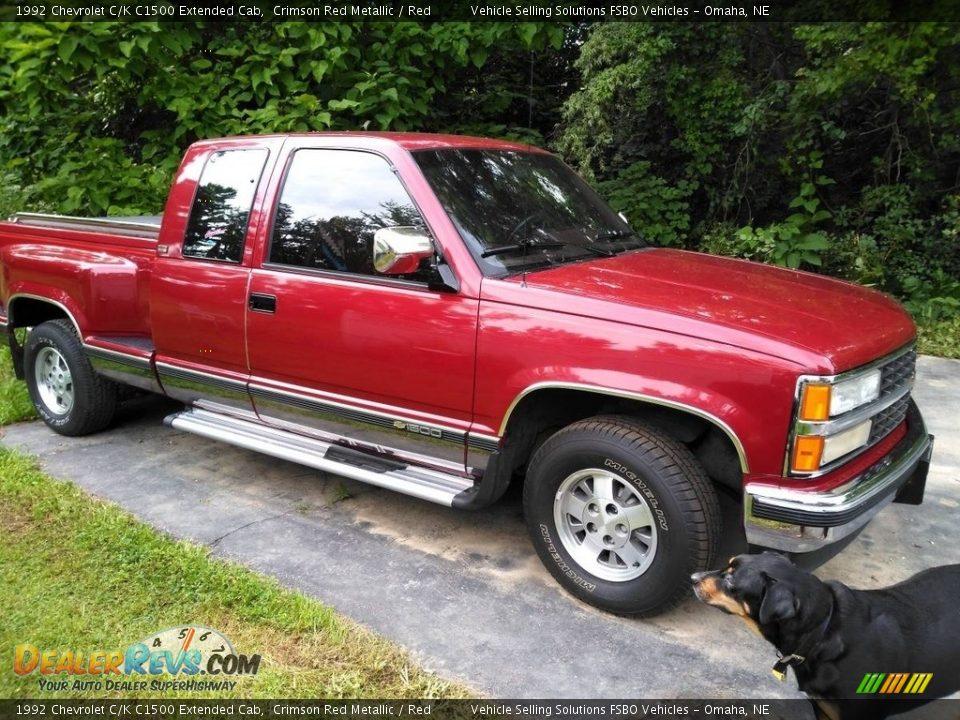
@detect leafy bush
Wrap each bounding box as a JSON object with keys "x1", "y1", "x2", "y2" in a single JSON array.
[
  {"x1": 559, "y1": 22, "x2": 959, "y2": 331},
  {"x1": 0, "y1": 173, "x2": 34, "y2": 220},
  {"x1": 0, "y1": 22, "x2": 566, "y2": 216},
  {"x1": 736, "y1": 180, "x2": 833, "y2": 268},
  {"x1": 598, "y1": 162, "x2": 695, "y2": 247},
  {"x1": 917, "y1": 316, "x2": 960, "y2": 358}
]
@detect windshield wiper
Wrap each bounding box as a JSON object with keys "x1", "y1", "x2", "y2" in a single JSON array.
[
  {"x1": 594, "y1": 229, "x2": 639, "y2": 242},
  {"x1": 481, "y1": 240, "x2": 565, "y2": 258},
  {"x1": 482, "y1": 226, "x2": 630, "y2": 261},
  {"x1": 483, "y1": 235, "x2": 621, "y2": 260},
  {"x1": 576, "y1": 243, "x2": 615, "y2": 257}
]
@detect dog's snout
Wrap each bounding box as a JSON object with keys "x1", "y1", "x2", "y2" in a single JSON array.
[{"x1": 691, "y1": 571, "x2": 708, "y2": 585}]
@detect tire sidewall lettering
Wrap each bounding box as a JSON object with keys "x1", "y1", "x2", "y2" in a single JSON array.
[
  {"x1": 538, "y1": 523, "x2": 597, "y2": 593},
  {"x1": 602, "y1": 457, "x2": 670, "y2": 531},
  {"x1": 534, "y1": 451, "x2": 677, "y2": 592}
]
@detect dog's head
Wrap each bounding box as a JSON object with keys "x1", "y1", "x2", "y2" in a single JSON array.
[{"x1": 691, "y1": 552, "x2": 831, "y2": 643}]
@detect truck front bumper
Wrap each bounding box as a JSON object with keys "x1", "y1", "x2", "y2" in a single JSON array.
[{"x1": 744, "y1": 402, "x2": 933, "y2": 553}]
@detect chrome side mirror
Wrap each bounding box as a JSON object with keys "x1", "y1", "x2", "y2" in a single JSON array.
[{"x1": 372, "y1": 226, "x2": 435, "y2": 275}]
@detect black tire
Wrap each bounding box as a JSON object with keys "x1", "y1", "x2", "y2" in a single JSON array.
[
  {"x1": 523, "y1": 415, "x2": 721, "y2": 616},
  {"x1": 24, "y1": 319, "x2": 117, "y2": 436}
]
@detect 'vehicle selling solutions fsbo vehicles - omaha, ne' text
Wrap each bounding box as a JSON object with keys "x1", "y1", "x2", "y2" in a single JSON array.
[{"x1": 0, "y1": 132, "x2": 935, "y2": 615}]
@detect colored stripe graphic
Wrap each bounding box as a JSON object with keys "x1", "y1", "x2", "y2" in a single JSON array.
[
  {"x1": 892, "y1": 673, "x2": 909, "y2": 693},
  {"x1": 879, "y1": 674, "x2": 896, "y2": 693},
  {"x1": 857, "y1": 673, "x2": 884, "y2": 693},
  {"x1": 858, "y1": 672, "x2": 932, "y2": 694}
]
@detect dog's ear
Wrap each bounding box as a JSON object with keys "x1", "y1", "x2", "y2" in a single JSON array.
[{"x1": 759, "y1": 578, "x2": 799, "y2": 625}]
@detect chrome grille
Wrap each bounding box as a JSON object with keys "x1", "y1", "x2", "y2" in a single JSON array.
[
  {"x1": 880, "y1": 348, "x2": 916, "y2": 398},
  {"x1": 868, "y1": 347, "x2": 916, "y2": 446},
  {"x1": 868, "y1": 394, "x2": 911, "y2": 445}
]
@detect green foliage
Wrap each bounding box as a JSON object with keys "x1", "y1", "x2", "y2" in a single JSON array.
[
  {"x1": 559, "y1": 22, "x2": 959, "y2": 332},
  {"x1": 598, "y1": 162, "x2": 694, "y2": 247},
  {"x1": 902, "y1": 270, "x2": 960, "y2": 322},
  {"x1": 558, "y1": 23, "x2": 780, "y2": 232},
  {"x1": 824, "y1": 186, "x2": 960, "y2": 319},
  {"x1": 917, "y1": 316, "x2": 960, "y2": 359},
  {"x1": 0, "y1": 344, "x2": 35, "y2": 426},
  {"x1": 737, "y1": 179, "x2": 833, "y2": 269},
  {"x1": 0, "y1": 21, "x2": 566, "y2": 216},
  {"x1": 0, "y1": 172, "x2": 38, "y2": 220}
]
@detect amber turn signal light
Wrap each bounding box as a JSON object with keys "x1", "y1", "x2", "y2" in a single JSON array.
[
  {"x1": 799, "y1": 383, "x2": 831, "y2": 421},
  {"x1": 792, "y1": 435, "x2": 825, "y2": 473}
]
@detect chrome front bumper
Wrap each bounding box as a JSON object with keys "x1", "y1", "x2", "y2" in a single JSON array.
[{"x1": 744, "y1": 402, "x2": 933, "y2": 553}]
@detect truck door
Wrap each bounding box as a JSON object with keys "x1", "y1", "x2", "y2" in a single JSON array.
[
  {"x1": 245, "y1": 146, "x2": 480, "y2": 473},
  {"x1": 150, "y1": 143, "x2": 274, "y2": 417}
]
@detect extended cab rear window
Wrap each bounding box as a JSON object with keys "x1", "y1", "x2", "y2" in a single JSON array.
[{"x1": 183, "y1": 148, "x2": 268, "y2": 263}]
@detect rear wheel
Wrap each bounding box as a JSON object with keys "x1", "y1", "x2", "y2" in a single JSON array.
[
  {"x1": 24, "y1": 319, "x2": 117, "y2": 436},
  {"x1": 524, "y1": 415, "x2": 721, "y2": 616}
]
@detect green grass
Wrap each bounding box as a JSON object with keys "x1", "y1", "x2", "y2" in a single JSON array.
[
  {"x1": 917, "y1": 316, "x2": 960, "y2": 359},
  {"x1": 0, "y1": 450, "x2": 470, "y2": 699},
  {"x1": 0, "y1": 344, "x2": 36, "y2": 425}
]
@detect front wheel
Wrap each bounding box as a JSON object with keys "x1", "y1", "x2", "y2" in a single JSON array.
[
  {"x1": 524, "y1": 415, "x2": 721, "y2": 616},
  {"x1": 24, "y1": 319, "x2": 117, "y2": 436}
]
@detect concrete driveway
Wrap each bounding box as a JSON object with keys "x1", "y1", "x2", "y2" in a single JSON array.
[{"x1": 2, "y1": 356, "x2": 958, "y2": 712}]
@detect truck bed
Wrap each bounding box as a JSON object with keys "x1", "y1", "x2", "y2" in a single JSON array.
[{"x1": 0, "y1": 212, "x2": 160, "y2": 337}]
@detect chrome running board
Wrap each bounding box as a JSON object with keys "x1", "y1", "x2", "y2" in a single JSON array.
[{"x1": 164, "y1": 407, "x2": 474, "y2": 506}]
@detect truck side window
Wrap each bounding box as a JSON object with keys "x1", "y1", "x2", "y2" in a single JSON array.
[
  {"x1": 269, "y1": 149, "x2": 430, "y2": 281},
  {"x1": 183, "y1": 148, "x2": 268, "y2": 263}
]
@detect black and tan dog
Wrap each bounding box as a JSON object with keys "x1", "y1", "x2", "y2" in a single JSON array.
[{"x1": 692, "y1": 552, "x2": 960, "y2": 720}]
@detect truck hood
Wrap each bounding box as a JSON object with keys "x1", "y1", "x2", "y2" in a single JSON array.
[{"x1": 506, "y1": 248, "x2": 915, "y2": 372}]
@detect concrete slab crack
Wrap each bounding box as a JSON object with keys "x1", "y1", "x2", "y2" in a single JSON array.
[{"x1": 208, "y1": 510, "x2": 292, "y2": 549}]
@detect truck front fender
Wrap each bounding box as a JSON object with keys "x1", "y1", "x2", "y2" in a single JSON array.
[{"x1": 499, "y1": 380, "x2": 750, "y2": 473}]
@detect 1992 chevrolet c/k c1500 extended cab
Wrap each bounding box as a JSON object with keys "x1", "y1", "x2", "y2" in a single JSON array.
[{"x1": 0, "y1": 132, "x2": 935, "y2": 615}]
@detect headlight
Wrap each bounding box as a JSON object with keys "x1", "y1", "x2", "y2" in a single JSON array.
[
  {"x1": 791, "y1": 419, "x2": 874, "y2": 472},
  {"x1": 798, "y1": 369, "x2": 881, "y2": 421},
  {"x1": 792, "y1": 370, "x2": 883, "y2": 473},
  {"x1": 830, "y1": 369, "x2": 881, "y2": 416},
  {"x1": 821, "y1": 420, "x2": 872, "y2": 465},
  {"x1": 789, "y1": 347, "x2": 915, "y2": 476}
]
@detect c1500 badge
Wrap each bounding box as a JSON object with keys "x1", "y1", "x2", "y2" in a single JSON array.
[
  {"x1": 13, "y1": 625, "x2": 261, "y2": 693},
  {"x1": 393, "y1": 420, "x2": 443, "y2": 439}
]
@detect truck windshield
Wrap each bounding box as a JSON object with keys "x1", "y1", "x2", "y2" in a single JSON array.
[{"x1": 413, "y1": 148, "x2": 644, "y2": 277}]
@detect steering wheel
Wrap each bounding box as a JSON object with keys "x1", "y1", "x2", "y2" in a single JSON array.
[{"x1": 504, "y1": 211, "x2": 547, "y2": 245}]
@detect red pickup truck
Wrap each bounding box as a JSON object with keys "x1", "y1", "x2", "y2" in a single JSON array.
[{"x1": 0, "y1": 133, "x2": 933, "y2": 615}]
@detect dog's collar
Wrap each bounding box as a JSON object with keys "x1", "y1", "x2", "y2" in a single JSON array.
[
  {"x1": 771, "y1": 653, "x2": 805, "y2": 682},
  {"x1": 770, "y1": 609, "x2": 833, "y2": 682}
]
